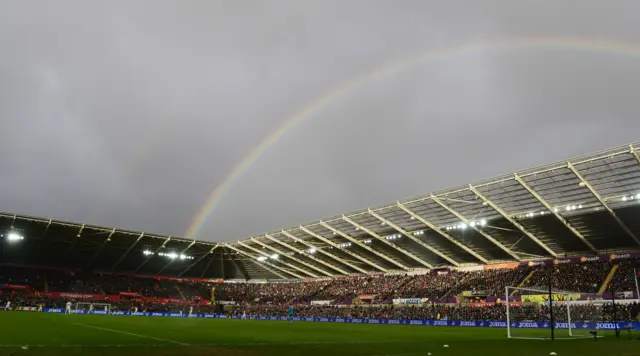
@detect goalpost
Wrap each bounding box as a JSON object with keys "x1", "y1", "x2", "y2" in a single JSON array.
[
  {"x1": 505, "y1": 286, "x2": 599, "y2": 340},
  {"x1": 76, "y1": 302, "x2": 112, "y2": 313}
]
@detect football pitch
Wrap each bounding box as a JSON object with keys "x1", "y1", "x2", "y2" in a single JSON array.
[{"x1": 0, "y1": 313, "x2": 637, "y2": 356}]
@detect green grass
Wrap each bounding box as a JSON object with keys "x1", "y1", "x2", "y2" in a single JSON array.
[{"x1": 0, "y1": 313, "x2": 637, "y2": 356}]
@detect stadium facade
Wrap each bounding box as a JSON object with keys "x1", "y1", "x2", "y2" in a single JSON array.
[{"x1": 2, "y1": 142, "x2": 640, "y2": 280}]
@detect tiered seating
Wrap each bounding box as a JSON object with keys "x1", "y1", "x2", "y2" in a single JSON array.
[
  {"x1": 522, "y1": 262, "x2": 611, "y2": 293},
  {"x1": 2, "y1": 259, "x2": 638, "y2": 323}
]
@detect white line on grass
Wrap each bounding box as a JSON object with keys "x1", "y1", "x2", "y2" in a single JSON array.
[
  {"x1": 72, "y1": 323, "x2": 189, "y2": 346},
  {"x1": 0, "y1": 339, "x2": 429, "y2": 348}
]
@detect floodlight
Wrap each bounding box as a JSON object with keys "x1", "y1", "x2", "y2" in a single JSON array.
[{"x1": 7, "y1": 232, "x2": 23, "y2": 242}]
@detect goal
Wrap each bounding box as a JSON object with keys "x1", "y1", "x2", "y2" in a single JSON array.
[
  {"x1": 505, "y1": 286, "x2": 599, "y2": 340},
  {"x1": 76, "y1": 302, "x2": 112, "y2": 313}
]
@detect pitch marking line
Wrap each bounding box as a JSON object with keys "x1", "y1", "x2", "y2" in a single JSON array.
[
  {"x1": 0, "y1": 339, "x2": 430, "y2": 348},
  {"x1": 72, "y1": 323, "x2": 189, "y2": 346}
]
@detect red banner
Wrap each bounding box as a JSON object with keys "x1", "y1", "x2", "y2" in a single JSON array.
[
  {"x1": 119, "y1": 292, "x2": 140, "y2": 297},
  {"x1": 46, "y1": 292, "x2": 107, "y2": 300},
  {"x1": 1, "y1": 284, "x2": 30, "y2": 290},
  {"x1": 484, "y1": 263, "x2": 519, "y2": 270}
]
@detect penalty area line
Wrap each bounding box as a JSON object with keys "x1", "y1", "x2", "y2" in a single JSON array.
[{"x1": 72, "y1": 323, "x2": 189, "y2": 346}]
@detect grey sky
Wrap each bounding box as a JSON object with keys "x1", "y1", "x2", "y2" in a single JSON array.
[{"x1": 1, "y1": 1, "x2": 640, "y2": 242}]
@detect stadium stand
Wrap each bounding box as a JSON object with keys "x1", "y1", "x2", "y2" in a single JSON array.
[{"x1": 1, "y1": 143, "x2": 640, "y2": 323}]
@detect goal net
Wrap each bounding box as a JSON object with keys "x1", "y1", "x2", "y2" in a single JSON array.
[
  {"x1": 505, "y1": 286, "x2": 602, "y2": 340},
  {"x1": 76, "y1": 302, "x2": 112, "y2": 313}
]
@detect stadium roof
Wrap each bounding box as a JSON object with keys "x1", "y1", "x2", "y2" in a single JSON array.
[{"x1": 2, "y1": 142, "x2": 640, "y2": 280}]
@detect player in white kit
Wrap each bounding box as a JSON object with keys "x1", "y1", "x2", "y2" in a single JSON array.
[
  {"x1": 4, "y1": 301, "x2": 10, "y2": 311},
  {"x1": 132, "y1": 307, "x2": 138, "y2": 315},
  {"x1": 65, "y1": 301, "x2": 72, "y2": 315},
  {"x1": 37, "y1": 304, "x2": 43, "y2": 312},
  {"x1": 104, "y1": 305, "x2": 109, "y2": 313},
  {"x1": 188, "y1": 306, "x2": 193, "y2": 318}
]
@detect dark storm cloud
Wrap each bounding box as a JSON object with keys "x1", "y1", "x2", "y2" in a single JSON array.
[{"x1": 1, "y1": 1, "x2": 640, "y2": 242}]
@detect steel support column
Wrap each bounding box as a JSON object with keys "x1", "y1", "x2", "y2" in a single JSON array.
[
  {"x1": 342, "y1": 215, "x2": 433, "y2": 269},
  {"x1": 631, "y1": 144, "x2": 640, "y2": 165},
  {"x1": 64, "y1": 224, "x2": 85, "y2": 258},
  {"x1": 111, "y1": 232, "x2": 145, "y2": 270},
  {"x1": 237, "y1": 241, "x2": 317, "y2": 278},
  {"x1": 250, "y1": 237, "x2": 333, "y2": 277},
  {"x1": 514, "y1": 174, "x2": 597, "y2": 252},
  {"x1": 299, "y1": 225, "x2": 383, "y2": 273},
  {"x1": 396, "y1": 202, "x2": 488, "y2": 264},
  {"x1": 469, "y1": 185, "x2": 558, "y2": 257},
  {"x1": 367, "y1": 209, "x2": 459, "y2": 266},
  {"x1": 321, "y1": 221, "x2": 408, "y2": 270},
  {"x1": 225, "y1": 243, "x2": 300, "y2": 279},
  {"x1": 224, "y1": 246, "x2": 250, "y2": 280},
  {"x1": 177, "y1": 244, "x2": 218, "y2": 277},
  {"x1": 198, "y1": 252, "x2": 218, "y2": 279},
  {"x1": 567, "y1": 162, "x2": 640, "y2": 246},
  {"x1": 430, "y1": 195, "x2": 521, "y2": 260},
  {"x1": 36, "y1": 218, "x2": 53, "y2": 252},
  {"x1": 87, "y1": 228, "x2": 117, "y2": 267},
  {"x1": 267, "y1": 233, "x2": 350, "y2": 275}
]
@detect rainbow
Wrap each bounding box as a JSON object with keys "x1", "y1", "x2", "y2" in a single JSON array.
[{"x1": 184, "y1": 36, "x2": 640, "y2": 239}]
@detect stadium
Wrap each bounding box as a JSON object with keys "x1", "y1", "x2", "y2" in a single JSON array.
[{"x1": 1, "y1": 142, "x2": 639, "y2": 356}]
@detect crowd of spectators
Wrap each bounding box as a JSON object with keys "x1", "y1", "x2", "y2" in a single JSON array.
[
  {"x1": 522, "y1": 262, "x2": 611, "y2": 293},
  {"x1": 2, "y1": 260, "x2": 638, "y2": 323},
  {"x1": 607, "y1": 261, "x2": 640, "y2": 294},
  {"x1": 442, "y1": 268, "x2": 532, "y2": 298},
  {"x1": 0, "y1": 266, "x2": 213, "y2": 300},
  {"x1": 229, "y1": 302, "x2": 640, "y2": 322}
]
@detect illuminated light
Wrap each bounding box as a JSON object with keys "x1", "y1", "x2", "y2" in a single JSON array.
[
  {"x1": 7, "y1": 232, "x2": 24, "y2": 241},
  {"x1": 409, "y1": 216, "x2": 415, "y2": 220},
  {"x1": 460, "y1": 223, "x2": 467, "y2": 230},
  {"x1": 482, "y1": 201, "x2": 488, "y2": 206},
  {"x1": 257, "y1": 256, "x2": 267, "y2": 262},
  {"x1": 469, "y1": 221, "x2": 476, "y2": 227},
  {"x1": 578, "y1": 204, "x2": 583, "y2": 209},
  {"x1": 540, "y1": 211, "x2": 545, "y2": 215},
  {"x1": 571, "y1": 205, "x2": 577, "y2": 210},
  {"x1": 270, "y1": 254, "x2": 279, "y2": 260},
  {"x1": 622, "y1": 196, "x2": 627, "y2": 201},
  {"x1": 142, "y1": 250, "x2": 153, "y2": 256},
  {"x1": 380, "y1": 222, "x2": 386, "y2": 226},
  {"x1": 308, "y1": 248, "x2": 316, "y2": 254},
  {"x1": 355, "y1": 227, "x2": 360, "y2": 231},
  {"x1": 480, "y1": 219, "x2": 487, "y2": 226},
  {"x1": 636, "y1": 194, "x2": 640, "y2": 199}
]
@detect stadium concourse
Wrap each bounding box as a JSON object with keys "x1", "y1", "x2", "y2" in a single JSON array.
[{"x1": 1, "y1": 143, "x2": 640, "y2": 355}]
